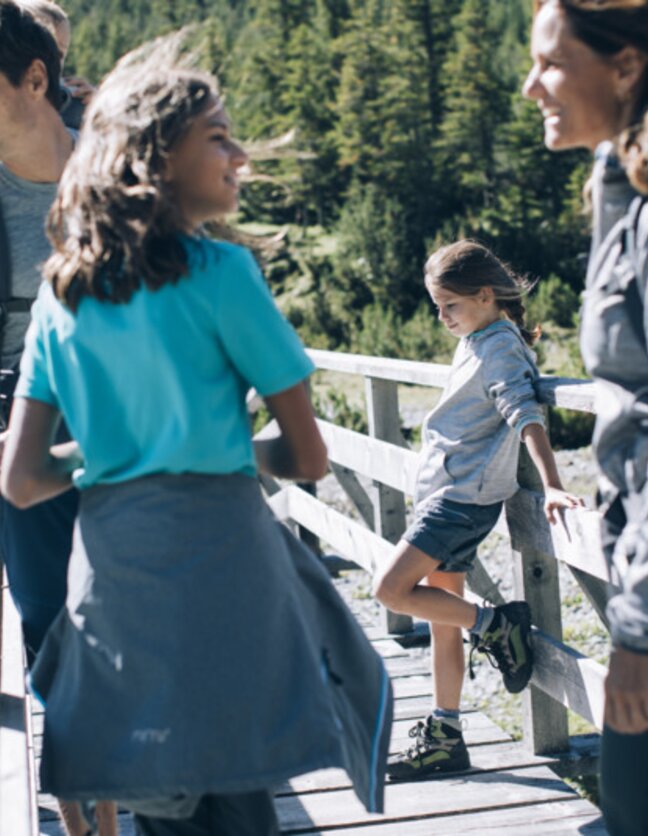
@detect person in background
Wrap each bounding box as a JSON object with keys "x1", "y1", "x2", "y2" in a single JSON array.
[
  {"x1": 0, "y1": 2, "x2": 113, "y2": 833},
  {"x1": 523, "y1": 2, "x2": 648, "y2": 834},
  {"x1": 374, "y1": 239, "x2": 582, "y2": 781},
  {"x1": 17, "y1": 0, "x2": 93, "y2": 129}
]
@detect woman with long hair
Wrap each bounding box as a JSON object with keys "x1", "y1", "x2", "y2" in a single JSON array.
[
  {"x1": 1, "y1": 41, "x2": 392, "y2": 836},
  {"x1": 523, "y1": 3, "x2": 648, "y2": 834}
]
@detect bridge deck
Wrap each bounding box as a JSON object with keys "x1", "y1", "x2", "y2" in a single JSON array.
[{"x1": 35, "y1": 584, "x2": 607, "y2": 835}]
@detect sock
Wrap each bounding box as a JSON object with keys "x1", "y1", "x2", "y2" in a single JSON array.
[
  {"x1": 470, "y1": 604, "x2": 495, "y2": 638},
  {"x1": 431, "y1": 707, "x2": 462, "y2": 731}
]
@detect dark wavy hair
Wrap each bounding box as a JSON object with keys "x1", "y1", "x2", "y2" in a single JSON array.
[
  {"x1": 0, "y1": 0, "x2": 61, "y2": 109},
  {"x1": 534, "y1": 0, "x2": 648, "y2": 193},
  {"x1": 44, "y1": 42, "x2": 218, "y2": 312},
  {"x1": 425, "y1": 240, "x2": 541, "y2": 347}
]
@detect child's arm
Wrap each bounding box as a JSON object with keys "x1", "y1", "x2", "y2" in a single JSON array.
[
  {"x1": 255, "y1": 382, "x2": 328, "y2": 482},
  {"x1": 1, "y1": 398, "x2": 81, "y2": 508},
  {"x1": 520, "y1": 422, "x2": 585, "y2": 523}
]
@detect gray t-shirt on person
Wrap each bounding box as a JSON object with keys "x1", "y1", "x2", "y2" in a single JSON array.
[{"x1": 0, "y1": 162, "x2": 58, "y2": 369}]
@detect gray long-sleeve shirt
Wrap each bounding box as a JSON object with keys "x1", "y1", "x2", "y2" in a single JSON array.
[
  {"x1": 415, "y1": 319, "x2": 545, "y2": 509},
  {"x1": 0, "y1": 162, "x2": 58, "y2": 370},
  {"x1": 580, "y1": 144, "x2": 648, "y2": 652}
]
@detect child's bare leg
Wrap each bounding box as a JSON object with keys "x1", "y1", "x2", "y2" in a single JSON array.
[
  {"x1": 373, "y1": 540, "x2": 477, "y2": 629},
  {"x1": 427, "y1": 571, "x2": 466, "y2": 711},
  {"x1": 58, "y1": 799, "x2": 118, "y2": 836},
  {"x1": 57, "y1": 800, "x2": 91, "y2": 836},
  {"x1": 96, "y1": 801, "x2": 118, "y2": 835}
]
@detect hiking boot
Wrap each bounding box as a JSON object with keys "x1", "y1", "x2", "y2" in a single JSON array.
[
  {"x1": 469, "y1": 601, "x2": 533, "y2": 694},
  {"x1": 386, "y1": 716, "x2": 470, "y2": 782}
]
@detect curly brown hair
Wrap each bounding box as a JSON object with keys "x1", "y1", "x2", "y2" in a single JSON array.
[
  {"x1": 424, "y1": 240, "x2": 541, "y2": 347},
  {"x1": 44, "y1": 40, "x2": 219, "y2": 312}
]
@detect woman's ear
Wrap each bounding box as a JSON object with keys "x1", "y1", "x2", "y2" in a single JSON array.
[
  {"x1": 613, "y1": 46, "x2": 648, "y2": 103},
  {"x1": 23, "y1": 59, "x2": 49, "y2": 102}
]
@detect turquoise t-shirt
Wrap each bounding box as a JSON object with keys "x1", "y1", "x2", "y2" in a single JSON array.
[{"x1": 16, "y1": 238, "x2": 315, "y2": 489}]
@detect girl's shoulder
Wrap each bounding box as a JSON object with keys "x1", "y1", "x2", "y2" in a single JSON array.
[
  {"x1": 470, "y1": 321, "x2": 538, "y2": 374},
  {"x1": 468, "y1": 320, "x2": 525, "y2": 351},
  {"x1": 183, "y1": 236, "x2": 255, "y2": 273}
]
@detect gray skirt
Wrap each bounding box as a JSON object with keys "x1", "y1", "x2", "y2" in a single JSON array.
[{"x1": 31, "y1": 473, "x2": 392, "y2": 814}]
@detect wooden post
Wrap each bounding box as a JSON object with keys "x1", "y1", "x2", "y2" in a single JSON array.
[
  {"x1": 507, "y1": 442, "x2": 570, "y2": 754},
  {"x1": 365, "y1": 377, "x2": 412, "y2": 634}
]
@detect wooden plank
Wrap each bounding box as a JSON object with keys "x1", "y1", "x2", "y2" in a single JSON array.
[
  {"x1": 536, "y1": 376, "x2": 596, "y2": 413},
  {"x1": 531, "y1": 629, "x2": 606, "y2": 731},
  {"x1": 308, "y1": 350, "x2": 596, "y2": 413},
  {"x1": 316, "y1": 419, "x2": 418, "y2": 495},
  {"x1": 286, "y1": 798, "x2": 606, "y2": 834},
  {"x1": 329, "y1": 463, "x2": 375, "y2": 528},
  {"x1": 269, "y1": 486, "x2": 393, "y2": 575},
  {"x1": 276, "y1": 741, "x2": 556, "y2": 797},
  {"x1": 509, "y1": 446, "x2": 569, "y2": 755},
  {"x1": 507, "y1": 489, "x2": 611, "y2": 584},
  {"x1": 309, "y1": 349, "x2": 452, "y2": 388},
  {"x1": 275, "y1": 764, "x2": 580, "y2": 831},
  {"x1": 466, "y1": 556, "x2": 506, "y2": 606},
  {"x1": 568, "y1": 567, "x2": 612, "y2": 630},
  {"x1": 0, "y1": 571, "x2": 38, "y2": 836},
  {"x1": 369, "y1": 639, "x2": 410, "y2": 659},
  {"x1": 364, "y1": 378, "x2": 410, "y2": 635}
]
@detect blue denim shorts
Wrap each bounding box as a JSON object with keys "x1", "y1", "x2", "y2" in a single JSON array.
[{"x1": 403, "y1": 496, "x2": 503, "y2": 573}]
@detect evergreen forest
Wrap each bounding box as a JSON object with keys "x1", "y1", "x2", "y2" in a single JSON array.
[{"x1": 62, "y1": 0, "x2": 592, "y2": 388}]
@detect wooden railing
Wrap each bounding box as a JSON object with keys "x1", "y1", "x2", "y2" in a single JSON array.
[
  {"x1": 0, "y1": 567, "x2": 38, "y2": 835},
  {"x1": 0, "y1": 347, "x2": 607, "y2": 831},
  {"x1": 265, "y1": 349, "x2": 609, "y2": 761}
]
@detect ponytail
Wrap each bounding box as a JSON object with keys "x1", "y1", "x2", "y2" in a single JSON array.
[{"x1": 499, "y1": 298, "x2": 542, "y2": 347}]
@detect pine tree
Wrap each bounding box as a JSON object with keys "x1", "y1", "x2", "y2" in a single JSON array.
[{"x1": 436, "y1": 0, "x2": 511, "y2": 214}]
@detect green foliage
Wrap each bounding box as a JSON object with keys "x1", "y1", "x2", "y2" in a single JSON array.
[
  {"x1": 547, "y1": 408, "x2": 595, "y2": 451},
  {"x1": 313, "y1": 388, "x2": 368, "y2": 434},
  {"x1": 528, "y1": 274, "x2": 580, "y2": 328},
  {"x1": 60, "y1": 1, "x2": 598, "y2": 452},
  {"x1": 349, "y1": 302, "x2": 455, "y2": 362}
]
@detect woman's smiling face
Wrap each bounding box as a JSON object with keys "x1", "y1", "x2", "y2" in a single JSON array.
[{"x1": 522, "y1": 3, "x2": 624, "y2": 151}]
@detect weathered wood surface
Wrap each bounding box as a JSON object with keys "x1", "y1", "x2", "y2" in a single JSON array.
[
  {"x1": 316, "y1": 418, "x2": 610, "y2": 585},
  {"x1": 308, "y1": 349, "x2": 596, "y2": 412},
  {"x1": 364, "y1": 378, "x2": 411, "y2": 634},
  {"x1": 270, "y1": 484, "x2": 607, "y2": 730},
  {"x1": 0, "y1": 570, "x2": 38, "y2": 836},
  {"x1": 272, "y1": 629, "x2": 604, "y2": 834},
  {"x1": 35, "y1": 612, "x2": 605, "y2": 836}
]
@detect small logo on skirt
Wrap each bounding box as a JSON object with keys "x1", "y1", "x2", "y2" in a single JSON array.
[{"x1": 132, "y1": 728, "x2": 171, "y2": 744}]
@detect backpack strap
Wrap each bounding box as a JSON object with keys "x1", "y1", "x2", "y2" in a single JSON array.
[
  {"x1": 0, "y1": 195, "x2": 11, "y2": 304},
  {"x1": 0, "y1": 196, "x2": 36, "y2": 314},
  {"x1": 622, "y1": 195, "x2": 648, "y2": 351}
]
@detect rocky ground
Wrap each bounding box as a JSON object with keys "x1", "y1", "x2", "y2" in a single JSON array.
[{"x1": 322, "y1": 444, "x2": 608, "y2": 742}]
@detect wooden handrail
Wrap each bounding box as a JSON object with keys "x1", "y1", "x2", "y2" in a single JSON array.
[
  {"x1": 0, "y1": 568, "x2": 38, "y2": 836},
  {"x1": 308, "y1": 348, "x2": 597, "y2": 413}
]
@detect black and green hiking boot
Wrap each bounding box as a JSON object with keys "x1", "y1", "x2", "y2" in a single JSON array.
[
  {"x1": 469, "y1": 601, "x2": 533, "y2": 694},
  {"x1": 386, "y1": 716, "x2": 471, "y2": 782}
]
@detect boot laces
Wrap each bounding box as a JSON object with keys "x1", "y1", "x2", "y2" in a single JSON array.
[{"x1": 468, "y1": 627, "x2": 514, "y2": 681}]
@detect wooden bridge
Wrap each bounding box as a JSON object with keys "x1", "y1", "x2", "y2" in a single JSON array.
[{"x1": 2, "y1": 349, "x2": 610, "y2": 834}]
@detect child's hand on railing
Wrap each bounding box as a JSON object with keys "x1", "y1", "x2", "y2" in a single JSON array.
[{"x1": 543, "y1": 486, "x2": 585, "y2": 525}]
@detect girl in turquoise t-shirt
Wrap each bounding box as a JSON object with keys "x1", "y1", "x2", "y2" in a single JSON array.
[{"x1": 2, "y1": 45, "x2": 391, "y2": 834}]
